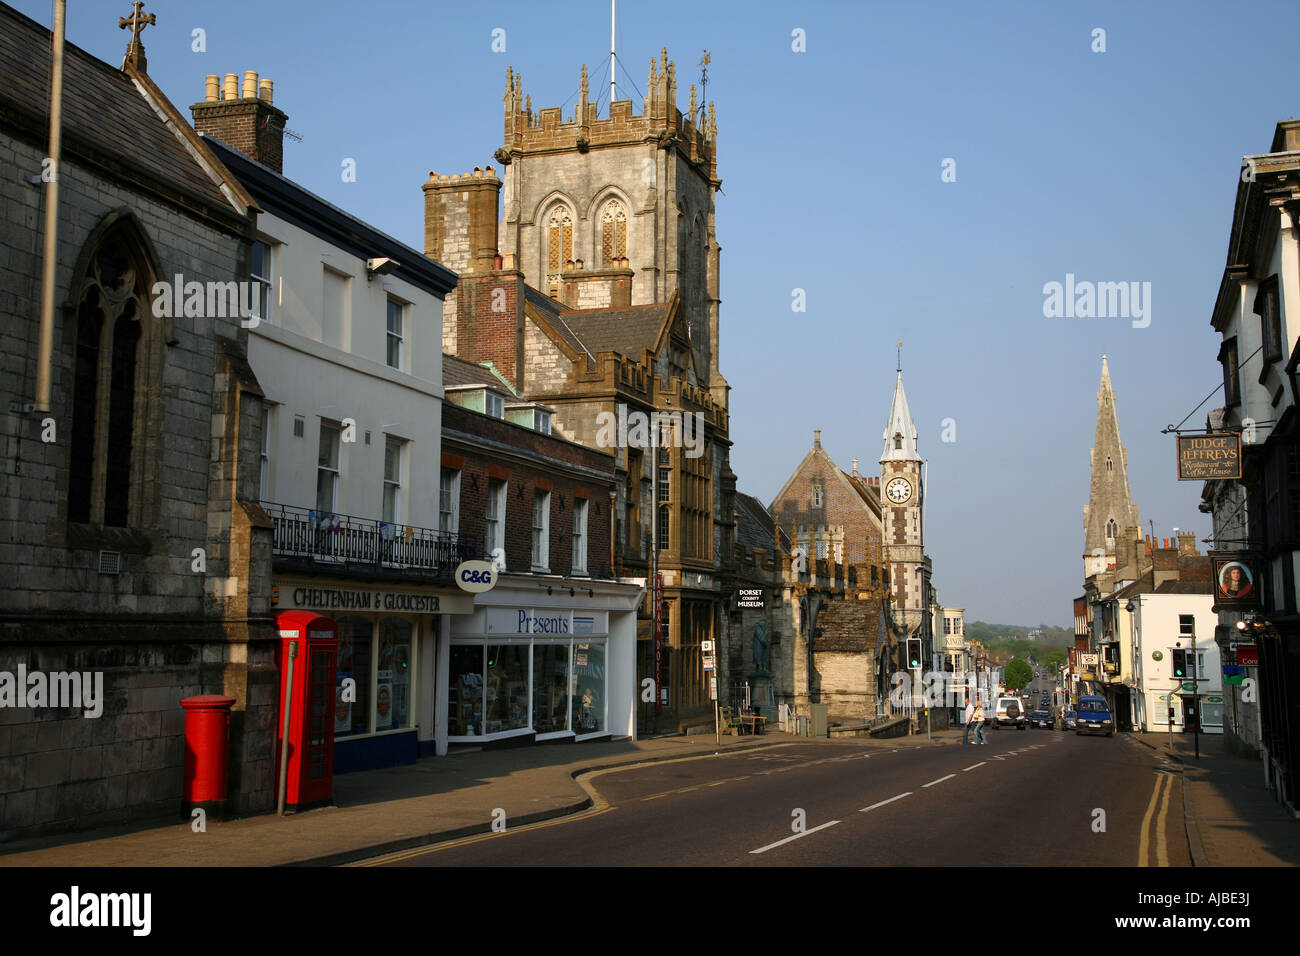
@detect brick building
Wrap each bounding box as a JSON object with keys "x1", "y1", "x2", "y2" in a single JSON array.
[
  {"x1": 440, "y1": 355, "x2": 642, "y2": 746},
  {"x1": 427, "y1": 53, "x2": 736, "y2": 733},
  {"x1": 0, "y1": 5, "x2": 274, "y2": 840}
]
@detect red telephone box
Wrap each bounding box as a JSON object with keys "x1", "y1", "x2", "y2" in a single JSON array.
[{"x1": 275, "y1": 611, "x2": 339, "y2": 810}]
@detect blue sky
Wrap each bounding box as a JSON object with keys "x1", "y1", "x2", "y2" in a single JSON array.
[{"x1": 21, "y1": 0, "x2": 1300, "y2": 625}]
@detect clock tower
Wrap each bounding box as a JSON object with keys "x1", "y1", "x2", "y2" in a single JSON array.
[{"x1": 880, "y1": 366, "x2": 924, "y2": 634}]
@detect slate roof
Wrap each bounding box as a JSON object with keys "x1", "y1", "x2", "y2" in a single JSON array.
[
  {"x1": 442, "y1": 353, "x2": 517, "y2": 394},
  {"x1": 0, "y1": 4, "x2": 236, "y2": 218},
  {"x1": 559, "y1": 302, "x2": 668, "y2": 357},
  {"x1": 735, "y1": 491, "x2": 788, "y2": 552}
]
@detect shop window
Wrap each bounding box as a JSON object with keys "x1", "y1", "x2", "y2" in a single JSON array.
[
  {"x1": 448, "y1": 645, "x2": 484, "y2": 736},
  {"x1": 573, "y1": 642, "x2": 605, "y2": 735},
  {"x1": 485, "y1": 644, "x2": 530, "y2": 734},
  {"x1": 573, "y1": 498, "x2": 588, "y2": 574},
  {"x1": 335, "y1": 617, "x2": 373, "y2": 738},
  {"x1": 377, "y1": 619, "x2": 413, "y2": 731},
  {"x1": 533, "y1": 642, "x2": 572, "y2": 734}
]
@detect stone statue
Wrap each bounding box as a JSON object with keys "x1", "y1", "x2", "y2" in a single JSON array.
[{"x1": 752, "y1": 619, "x2": 770, "y2": 676}]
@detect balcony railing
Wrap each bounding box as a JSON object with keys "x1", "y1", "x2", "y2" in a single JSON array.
[{"x1": 265, "y1": 502, "x2": 482, "y2": 582}]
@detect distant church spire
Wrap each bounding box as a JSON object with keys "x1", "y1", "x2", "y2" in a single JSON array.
[
  {"x1": 880, "y1": 367, "x2": 920, "y2": 463},
  {"x1": 1083, "y1": 355, "x2": 1141, "y2": 577}
]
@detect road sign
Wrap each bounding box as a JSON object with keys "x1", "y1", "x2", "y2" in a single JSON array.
[
  {"x1": 702, "y1": 655, "x2": 715, "y2": 671},
  {"x1": 709, "y1": 677, "x2": 718, "y2": 700},
  {"x1": 701, "y1": 640, "x2": 714, "y2": 653}
]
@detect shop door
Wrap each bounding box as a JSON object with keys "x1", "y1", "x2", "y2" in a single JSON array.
[{"x1": 1181, "y1": 697, "x2": 1199, "y2": 733}]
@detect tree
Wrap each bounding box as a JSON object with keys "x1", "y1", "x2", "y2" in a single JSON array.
[{"x1": 1004, "y1": 658, "x2": 1033, "y2": 691}]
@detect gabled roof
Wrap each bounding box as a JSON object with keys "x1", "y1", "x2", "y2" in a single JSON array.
[
  {"x1": 0, "y1": 4, "x2": 251, "y2": 228},
  {"x1": 735, "y1": 492, "x2": 789, "y2": 552},
  {"x1": 560, "y1": 302, "x2": 672, "y2": 360},
  {"x1": 443, "y1": 354, "x2": 518, "y2": 395}
]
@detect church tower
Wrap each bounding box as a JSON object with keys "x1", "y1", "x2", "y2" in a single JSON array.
[
  {"x1": 1083, "y1": 356, "x2": 1141, "y2": 579},
  {"x1": 493, "y1": 52, "x2": 727, "y2": 404},
  {"x1": 880, "y1": 366, "x2": 924, "y2": 633}
]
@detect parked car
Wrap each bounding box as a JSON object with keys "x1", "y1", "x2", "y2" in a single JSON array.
[
  {"x1": 1028, "y1": 710, "x2": 1052, "y2": 729},
  {"x1": 993, "y1": 696, "x2": 1027, "y2": 730},
  {"x1": 1061, "y1": 709, "x2": 1078, "y2": 731},
  {"x1": 1076, "y1": 696, "x2": 1113, "y2": 737}
]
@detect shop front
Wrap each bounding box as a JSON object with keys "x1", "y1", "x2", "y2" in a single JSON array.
[
  {"x1": 273, "y1": 578, "x2": 474, "y2": 771},
  {"x1": 441, "y1": 577, "x2": 642, "y2": 750}
]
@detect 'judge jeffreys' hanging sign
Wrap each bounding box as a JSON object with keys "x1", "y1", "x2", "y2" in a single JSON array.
[{"x1": 1176, "y1": 433, "x2": 1241, "y2": 481}]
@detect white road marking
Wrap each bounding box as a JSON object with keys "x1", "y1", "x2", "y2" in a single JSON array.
[
  {"x1": 859, "y1": 792, "x2": 912, "y2": 813},
  {"x1": 923, "y1": 774, "x2": 956, "y2": 788},
  {"x1": 750, "y1": 819, "x2": 840, "y2": 854},
  {"x1": 961, "y1": 762, "x2": 986, "y2": 771}
]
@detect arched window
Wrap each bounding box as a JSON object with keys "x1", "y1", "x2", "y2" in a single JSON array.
[
  {"x1": 600, "y1": 198, "x2": 627, "y2": 265},
  {"x1": 67, "y1": 221, "x2": 160, "y2": 528},
  {"x1": 545, "y1": 204, "x2": 574, "y2": 297},
  {"x1": 1106, "y1": 518, "x2": 1118, "y2": 540},
  {"x1": 894, "y1": 433, "x2": 903, "y2": 450},
  {"x1": 1106, "y1": 456, "x2": 1113, "y2": 472}
]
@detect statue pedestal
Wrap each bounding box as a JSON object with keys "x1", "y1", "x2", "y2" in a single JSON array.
[{"x1": 746, "y1": 675, "x2": 774, "y2": 723}]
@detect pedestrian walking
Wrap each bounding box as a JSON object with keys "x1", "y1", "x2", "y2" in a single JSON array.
[
  {"x1": 962, "y1": 697, "x2": 975, "y2": 745},
  {"x1": 973, "y1": 700, "x2": 987, "y2": 744}
]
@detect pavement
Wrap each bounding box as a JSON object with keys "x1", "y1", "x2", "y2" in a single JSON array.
[
  {"x1": 0, "y1": 722, "x2": 1293, "y2": 866},
  {"x1": 1131, "y1": 730, "x2": 1300, "y2": 867}
]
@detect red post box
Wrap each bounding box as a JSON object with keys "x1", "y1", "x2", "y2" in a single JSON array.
[
  {"x1": 180, "y1": 694, "x2": 237, "y2": 818},
  {"x1": 275, "y1": 611, "x2": 338, "y2": 810}
]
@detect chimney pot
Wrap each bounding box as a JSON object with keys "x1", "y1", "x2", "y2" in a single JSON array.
[
  {"x1": 205, "y1": 75, "x2": 219, "y2": 102},
  {"x1": 242, "y1": 70, "x2": 259, "y2": 99},
  {"x1": 222, "y1": 73, "x2": 238, "y2": 100},
  {"x1": 259, "y1": 78, "x2": 273, "y2": 104}
]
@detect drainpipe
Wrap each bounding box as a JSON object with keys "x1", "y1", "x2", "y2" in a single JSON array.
[{"x1": 34, "y1": 0, "x2": 66, "y2": 413}]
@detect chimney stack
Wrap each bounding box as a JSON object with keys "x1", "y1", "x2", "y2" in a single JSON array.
[
  {"x1": 192, "y1": 70, "x2": 289, "y2": 174},
  {"x1": 422, "y1": 166, "x2": 502, "y2": 273}
]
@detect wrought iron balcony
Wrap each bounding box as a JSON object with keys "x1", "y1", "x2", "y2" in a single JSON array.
[{"x1": 264, "y1": 502, "x2": 483, "y2": 583}]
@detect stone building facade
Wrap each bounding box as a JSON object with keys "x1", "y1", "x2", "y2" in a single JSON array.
[
  {"x1": 426, "y1": 53, "x2": 736, "y2": 733},
  {"x1": 0, "y1": 6, "x2": 274, "y2": 840}
]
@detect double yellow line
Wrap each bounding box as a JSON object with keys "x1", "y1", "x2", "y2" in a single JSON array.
[{"x1": 1137, "y1": 772, "x2": 1173, "y2": 867}]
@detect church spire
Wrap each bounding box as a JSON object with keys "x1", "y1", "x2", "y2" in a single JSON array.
[
  {"x1": 1083, "y1": 355, "x2": 1141, "y2": 577},
  {"x1": 880, "y1": 368, "x2": 920, "y2": 463}
]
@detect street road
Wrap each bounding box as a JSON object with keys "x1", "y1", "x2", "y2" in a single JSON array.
[{"x1": 362, "y1": 731, "x2": 1189, "y2": 867}]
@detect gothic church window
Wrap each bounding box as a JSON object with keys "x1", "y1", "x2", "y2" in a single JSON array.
[
  {"x1": 894, "y1": 433, "x2": 902, "y2": 450},
  {"x1": 67, "y1": 221, "x2": 161, "y2": 528},
  {"x1": 600, "y1": 198, "x2": 627, "y2": 265},
  {"x1": 1106, "y1": 518, "x2": 1117, "y2": 540},
  {"x1": 1106, "y1": 456, "x2": 1112, "y2": 472},
  {"x1": 545, "y1": 204, "x2": 574, "y2": 297}
]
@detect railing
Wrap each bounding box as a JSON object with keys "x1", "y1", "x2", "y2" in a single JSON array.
[{"x1": 264, "y1": 502, "x2": 482, "y2": 581}]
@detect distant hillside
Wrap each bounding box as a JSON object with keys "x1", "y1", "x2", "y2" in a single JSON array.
[{"x1": 966, "y1": 622, "x2": 1073, "y2": 647}]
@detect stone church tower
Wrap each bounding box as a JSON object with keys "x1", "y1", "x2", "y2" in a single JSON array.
[
  {"x1": 880, "y1": 369, "x2": 925, "y2": 634},
  {"x1": 1083, "y1": 356, "x2": 1141, "y2": 578},
  {"x1": 493, "y1": 52, "x2": 726, "y2": 405}
]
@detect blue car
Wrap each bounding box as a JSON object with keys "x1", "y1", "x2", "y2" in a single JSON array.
[{"x1": 1075, "y1": 696, "x2": 1113, "y2": 737}]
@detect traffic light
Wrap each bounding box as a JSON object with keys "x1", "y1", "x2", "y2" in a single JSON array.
[
  {"x1": 1172, "y1": 650, "x2": 1185, "y2": 679},
  {"x1": 906, "y1": 638, "x2": 922, "y2": 669}
]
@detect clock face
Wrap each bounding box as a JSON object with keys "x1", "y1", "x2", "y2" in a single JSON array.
[{"x1": 886, "y1": 477, "x2": 912, "y2": 504}]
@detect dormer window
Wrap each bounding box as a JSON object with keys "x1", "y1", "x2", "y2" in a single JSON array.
[
  {"x1": 893, "y1": 433, "x2": 903, "y2": 450},
  {"x1": 536, "y1": 410, "x2": 552, "y2": 435},
  {"x1": 485, "y1": 392, "x2": 504, "y2": 419}
]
